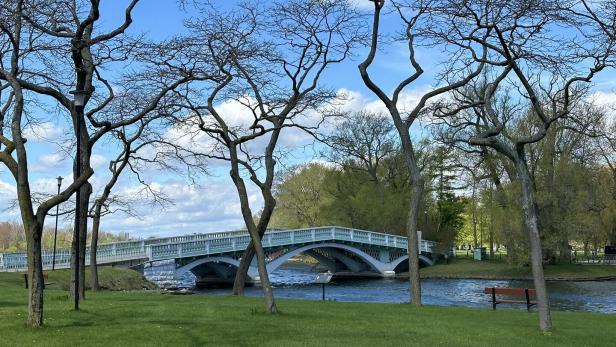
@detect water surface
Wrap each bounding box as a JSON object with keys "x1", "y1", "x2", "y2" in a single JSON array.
[{"x1": 193, "y1": 263, "x2": 616, "y2": 313}]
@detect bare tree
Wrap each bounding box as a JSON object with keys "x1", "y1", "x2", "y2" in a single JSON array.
[
  {"x1": 0, "y1": 0, "x2": 92, "y2": 326},
  {"x1": 430, "y1": 0, "x2": 616, "y2": 331},
  {"x1": 0, "y1": 0, "x2": 211, "y2": 303},
  {"x1": 169, "y1": 0, "x2": 365, "y2": 313},
  {"x1": 322, "y1": 111, "x2": 398, "y2": 183},
  {"x1": 88, "y1": 116, "x2": 174, "y2": 291},
  {"x1": 358, "y1": 0, "x2": 485, "y2": 306}
]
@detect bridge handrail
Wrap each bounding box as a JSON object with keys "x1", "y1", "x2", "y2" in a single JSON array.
[
  {"x1": 0, "y1": 229, "x2": 256, "y2": 271},
  {"x1": 0, "y1": 226, "x2": 437, "y2": 272},
  {"x1": 147, "y1": 226, "x2": 435, "y2": 261}
]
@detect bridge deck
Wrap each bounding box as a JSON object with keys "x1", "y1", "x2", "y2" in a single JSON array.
[{"x1": 0, "y1": 227, "x2": 436, "y2": 272}]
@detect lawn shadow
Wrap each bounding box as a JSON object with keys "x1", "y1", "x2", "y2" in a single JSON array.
[{"x1": 0, "y1": 300, "x2": 25, "y2": 308}]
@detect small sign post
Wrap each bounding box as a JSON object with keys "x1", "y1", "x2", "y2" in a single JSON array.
[{"x1": 314, "y1": 272, "x2": 333, "y2": 301}]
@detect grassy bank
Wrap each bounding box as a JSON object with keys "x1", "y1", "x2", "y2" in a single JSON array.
[
  {"x1": 42, "y1": 267, "x2": 157, "y2": 291},
  {"x1": 420, "y1": 258, "x2": 616, "y2": 280},
  {"x1": 1, "y1": 272, "x2": 616, "y2": 346}
]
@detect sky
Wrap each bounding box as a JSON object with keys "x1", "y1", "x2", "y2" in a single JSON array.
[{"x1": 1, "y1": 0, "x2": 615, "y2": 239}]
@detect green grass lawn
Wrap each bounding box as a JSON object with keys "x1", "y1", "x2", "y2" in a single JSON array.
[
  {"x1": 40, "y1": 266, "x2": 157, "y2": 291},
  {"x1": 420, "y1": 258, "x2": 616, "y2": 280},
  {"x1": 1, "y1": 270, "x2": 615, "y2": 346}
]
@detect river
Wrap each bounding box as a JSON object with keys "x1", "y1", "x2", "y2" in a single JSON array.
[{"x1": 193, "y1": 263, "x2": 616, "y2": 313}]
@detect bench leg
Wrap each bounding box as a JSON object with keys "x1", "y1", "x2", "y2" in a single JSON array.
[{"x1": 492, "y1": 288, "x2": 496, "y2": 310}]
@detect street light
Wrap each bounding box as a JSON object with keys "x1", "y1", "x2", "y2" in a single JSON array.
[
  {"x1": 51, "y1": 176, "x2": 63, "y2": 271},
  {"x1": 70, "y1": 89, "x2": 88, "y2": 107},
  {"x1": 70, "y1": 88, "x2": 89, "y2": 311},
  {"x1": 424, "y1": 210, "x2": 428, "y2": 226}
]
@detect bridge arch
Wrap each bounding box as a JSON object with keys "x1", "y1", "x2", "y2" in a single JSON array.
[
  {"x1": 175, "y1": 256, "x2": 242, "y2": 278},
  {"x1": 390, "y1": 254, "x2": 434, "y2": 272},
  {"x1": 266, "y1": 242, "x2": 387, "y2": 274},
  {"x1": 172, "y1": 244, "x2": 436, "y2": 284}
]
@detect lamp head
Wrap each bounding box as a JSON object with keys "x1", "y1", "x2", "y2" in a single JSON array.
[
  {"x1": 56, "y1": 176, "x2": 63, "y2": 187},
  {"x1": 69, "y1": 89, "x2": 88, "y2": 107}
]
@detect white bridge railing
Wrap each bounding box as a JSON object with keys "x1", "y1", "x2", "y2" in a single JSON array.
[{"x1": 0, "y1": 227, "x2": 436, "y2": 272}]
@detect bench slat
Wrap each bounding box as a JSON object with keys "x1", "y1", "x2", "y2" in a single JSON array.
[
  {"x1": 494, "y1": 299, "x2": 537, "y2": 305},
  {"x1": 484, "y1": 287, "x2": 536, "y2": 296}
]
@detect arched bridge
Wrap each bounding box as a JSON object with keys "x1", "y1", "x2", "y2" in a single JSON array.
[{"x1": 0, "y1": 226, "x2": 440, "y2": 288}]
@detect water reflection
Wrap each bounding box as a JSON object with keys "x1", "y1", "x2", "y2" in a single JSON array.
[{"x1": 194, "y1": 263, "x2": 616, "y2": 313}]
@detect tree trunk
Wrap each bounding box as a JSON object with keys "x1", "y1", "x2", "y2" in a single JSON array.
[
  {"x1": 611, "y1": 169, "x2": 616, "y2": 246},
  {"x1": 232, "y1": 206, "x2": 274, "y2": 296},
  {"x1": 471, "y1": 182, "x2": 478, "y2": 248},
  {"x1": 489, "y1": 187, "x2": 495, "y2": 259},
  {"x1": 515, "y1": 159, "x2": 552, "y2": 332},
  {"x1": 558, "y1": 238, "x2": 571, "y2": 263},
  {"x1": 90, "y1": 213, "x2": 101, "y2": 291},
  {"x1": 71, "y1": 182, "x2": 91, "y2": 299},
  {"x1": 406, "y1": 180, "x2": 423, "y2": 306},
  {"x1": 251, "y1": 233, "x2": 277, "y2": 313},
  {"x1": 398, "y1": 128, "x2": 423, "y2": 306},
  {"x1": 232, "y1": 239, "x2": 257, "y2": 296},
  {"x1": 10, "y1": 75, "x2": 46, "y2": 326},
  {"x1": 489, "y1": 229, "x2": 494, "y2": 259},
  {"x1": 228, "y1": 145, "x2": 277, "y2": 313},
  {"x1": 25, "y1": 221, "x2": 44, "y2": 327}
]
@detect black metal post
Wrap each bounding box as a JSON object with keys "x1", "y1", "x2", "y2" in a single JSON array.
[
  {"x1": 491, "y1": 287, "x2": 496, "y2": 310},
  {"x1": 322, "y1": 283, "x2": 325, "y2": 301},
  {"x1": 73, "y1": 103, "x2": 83, "y2": 311},
  {"x1": 52, "y1": 177, "x2": 62, "y2": 271}
]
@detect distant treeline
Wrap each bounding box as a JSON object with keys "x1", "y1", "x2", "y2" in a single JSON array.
[{"x1": 0, "y1": 221, "x2": 131, "y2": 253}]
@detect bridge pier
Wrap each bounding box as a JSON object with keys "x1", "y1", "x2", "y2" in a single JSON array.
[
  {"x1": 382, "y1": 270, "x2": 396, "y2": 277},
  {"x1": 324, "y1": 248, "x2": 368, "y2": 272},
  {"x1": 144, "y1": 259, "x2": 180, "y2": 289},
  {"x1": 305, "y1": 250, "x2": 338, "y2": 272}
]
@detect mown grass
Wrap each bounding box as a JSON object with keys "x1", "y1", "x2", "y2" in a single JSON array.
[
  {"x1": 40, "y1": 267, "x2": 157, "y2": 291},
  {"x1": 1, "y1": 270, "x2": 615, "y2": 346},
  {"x1": 420, "y1": 258, "x2": 616, "y2": 280}
]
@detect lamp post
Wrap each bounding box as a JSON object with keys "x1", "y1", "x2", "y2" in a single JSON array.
[
  {"x1": 70, "y1": 89, "x2": 88, "y2": 311},
  {"x1": 51, "y1": 176, "x2": 63, "y2": 271},
  {"x1": 424, "y1": 210, "x2": 428, "y2": 226}
]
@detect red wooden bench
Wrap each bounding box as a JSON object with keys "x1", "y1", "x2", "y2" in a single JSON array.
[{"x1": 484, "y1": 287, "x2": 537, "y2": 312}]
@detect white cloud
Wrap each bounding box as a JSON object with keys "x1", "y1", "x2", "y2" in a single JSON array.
[
  {"x1": 97, "y1": 179, "x2": 261, "y2": 237},
  {"x1": 335, "y1": 86, "x2": 435, "y2": 116},
  {"x1": 91, "y1": 154, "x2": 108, "y2": 170},
  {"x1": 23, "y1": 122, "x2": 64, "y2": 142},
  {"x1": 0, "y1": 179, "x2": 19, "y2": 218},
  {"x1": 349, "y1": 0, "x2": 377, "y2": 10},
  {"x1": 0, "y1": 87, "x2": 443, "y2": 238},
  {"x1": 590, "y1": 91, "x2": 616, "y2": 109},
  {"x1": 30, "y1": 153, "x2": 66, "y2": 173},
  {"x1": 0, "y1": 179, "x2": 16, "y2": 195}
]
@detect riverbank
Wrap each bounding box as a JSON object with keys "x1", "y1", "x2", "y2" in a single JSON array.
[
  {"x1": 1, "y1": 272, "x2": 616, "y2": 346},
  {"x1": 0, "y1": 267, "x2": 156, "y2": 291},
  {"x1": 417, "y1": 258, "x2": 616, "y2": 281}
]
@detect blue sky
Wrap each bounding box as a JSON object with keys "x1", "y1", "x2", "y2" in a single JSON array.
[{"x1": 1, "y1": 0, "x2": 615, "y2": 239}]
